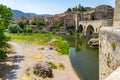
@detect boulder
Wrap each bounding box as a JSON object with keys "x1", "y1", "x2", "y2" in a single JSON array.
[{"x1": 88, "y1": 38, "x2": 99, "y2": 48}]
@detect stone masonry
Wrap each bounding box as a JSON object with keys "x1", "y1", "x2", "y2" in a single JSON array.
[
  {"x1": 99, "y1": 0, "x2": 120, "y2": 80},
  {"x1": 99, "y1": 27, "x2": 120, "y2": 80},
  {"x1": 113, "y1": 0, "x2": 120, "y2": 26}
]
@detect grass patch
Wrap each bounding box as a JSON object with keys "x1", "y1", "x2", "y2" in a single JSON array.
[
  {"x1": 58, "y1": 63, "x2": 65, "y2": 70},
  {"x1": 7, "y1": 33, "x2": 70, "y2": 55},
  {"x1": 50, "y1": 37, "x2": 70, "y2": 55},
  {"x1": 48, "y1": 62, "x2": 58, "y2": 69}
]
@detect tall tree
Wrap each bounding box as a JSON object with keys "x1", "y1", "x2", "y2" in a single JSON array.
[
  {"x1": 67, "y1": 8, "x2": 72, "y2": 12},
  {"x1": 0, "y1": 4, "x2": 13, "y2": 27},
  {"x1": 18, "y1": 21, "x2": 25, "y2": 29},
  {"x1": 0, "y1": 4, "x2": 13, "y2": 61}
]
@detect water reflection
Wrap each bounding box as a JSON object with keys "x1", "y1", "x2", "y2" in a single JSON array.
[{"x1": 61, "y1": 35, "x2": 99, "y2": 80}]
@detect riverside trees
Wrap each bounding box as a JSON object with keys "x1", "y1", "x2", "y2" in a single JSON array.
[{"x1": 0, "y1": 4, "x2": 13, "y2": 61}]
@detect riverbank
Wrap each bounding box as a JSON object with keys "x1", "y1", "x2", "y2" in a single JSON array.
[
  {"x1": 4, "y1": 42, "x2": 80, "y2": 80},
  {"x1": 7, "y1": 33, "x2": 69, "y2": 55}
]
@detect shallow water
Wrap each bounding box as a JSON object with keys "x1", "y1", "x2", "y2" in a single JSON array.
[{"x1": 61, "y1": 35, "x2": 99, "y2": 80}]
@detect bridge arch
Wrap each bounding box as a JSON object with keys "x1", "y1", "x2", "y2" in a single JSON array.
[
  {"x1": 86, "y1": 25, "x2": 94, "y2": 38},
  {"x1": 78, "y1": 25, "x2": 83, "y2": 33}
]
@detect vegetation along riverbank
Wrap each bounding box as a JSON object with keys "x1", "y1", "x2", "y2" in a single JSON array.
[{"x1": 7, "y1": 33, "x2": 70, "y2": 55}]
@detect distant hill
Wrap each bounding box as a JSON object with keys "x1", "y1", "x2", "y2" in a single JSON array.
[{"x1": 12, "y1": 10, "x2": 52, "y2": 19}]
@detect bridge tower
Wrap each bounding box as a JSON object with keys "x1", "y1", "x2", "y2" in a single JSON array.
[{"x1": 113, "y1": 0, "x2": 120, "y2": 26}]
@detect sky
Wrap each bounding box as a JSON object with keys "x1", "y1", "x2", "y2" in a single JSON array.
[{"x1": 0, "y1": 0, "x2": 115, "y2": 15}]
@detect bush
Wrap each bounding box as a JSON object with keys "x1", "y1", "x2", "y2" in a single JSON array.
[
  {"x1": 31, "y1": 21, "x2": 45, "y2": 26},
  {"x1": 53, "y1": 23, "x2": 61, "y2": 28},
  {"x1": 8, "y1": 24, "x2": 22, "y2": 33},
  {"x1": 48, "y1": 62, "x2": 57, "y2": 69},
  {"x1": 24, "y1": 27, "x2": 32, "y2": 33},
  {"x1": 18, "y1": 21, "x2": 25, "y2": 29}
]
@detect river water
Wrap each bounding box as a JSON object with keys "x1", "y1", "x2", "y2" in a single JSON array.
[{"x1": 61, "y1": 35, "x2": 99, "y2": 80}]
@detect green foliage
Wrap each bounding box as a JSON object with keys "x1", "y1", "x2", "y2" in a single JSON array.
[
  {"x1": 8, "y1": 23, "x2": 22, "y2": 33},
  {"x1": 97, "y1": 4, "x2": 112, "y2": 8},
  {"x1": 0, "y1": 4, "x2": 13, "y2": 27},
  {"x1": 52, "y1": 37, "x2": 70, "y2": 55},
  {"x1": 90, "y1": 14, "x2": 95, "y2": 20},
  {"x1": 84, "y1": 7, "x2": 92, "y2": 11},
  {"x1": 32, "y1": 21, "x2": 45, "y2": 26},
  {"x1": 72, "y1": 7, "x2": 78, "y2": 11},
  {"x1": 53, "y1": 23, "x2": 61, "y2": 28},
  {"x1": 110, "y1": 41, "x2": 116, "y2": 50},
  {"x1": 67, "y1": 5, "x2": 92, "y2": 12},
  {"x1": 7, "y1": 33, "x2": 70, "y2": 55},
  {"x1": 0, "y1": 4, "x2": 12, "y2": 61},
  {"x1": 48, "y1": 62, "x2": 57, "y2": 69},
  {"x1": 18, "y1": 21, "x2": 25, "y2": 29},
  {"x1": 58, "y1": 63, "x2": 65, "y2": 70},
  {"x1": 67, "y1": 8, "x2": 72, "y2": 12},
  {"x1": 24, "y1": 27, "x2": 32, "y2": 33},
  {"x1": 33, "y1": 68, "x2": 37, "y2": 75},
  {"x1": 25, "y1": 20, "x2": 29, "y2": 25}
]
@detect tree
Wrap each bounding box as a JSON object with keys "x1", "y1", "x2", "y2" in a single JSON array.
[
  {"x1": 32, "y1": 21, "x2": 45, "y2": 26},
  {"x1": 0, "y1": 4, "x2": 13, "y2": 61},
  {"x1": 67, "y1": 8, "x2": 72, "y2": 12},
  {"x1": 18, "y1": 21, "x2": 25, "y2": 29},
  {"x1": 8, "y1": 24, "x2": 22, "y2": 33},
  {"x1": 25, "y1": 20, "x2": 30, "y2": 25},
  {"x1": 72, "y1": 7, "x2": 77, "y2": 11},
  {"x1": 0, "y1": 4, "x2": 13, "y2": 28},
  {"x1": 90, "y1": 14, "x2": 95, "y2": 20}
]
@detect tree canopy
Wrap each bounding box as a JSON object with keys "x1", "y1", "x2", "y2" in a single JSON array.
[
  {"x1": 67, "y1": 6, "x2": 92, "y2": 12},
  {"x1": 8, "y1": 23, "x2": 22, "y2": 33},
  {"x1": 0, "y1": 4, "x2": 13, "y2": 61},
  {"x1": 0, "y1": 4, "x2": 13, "y2": 27}
]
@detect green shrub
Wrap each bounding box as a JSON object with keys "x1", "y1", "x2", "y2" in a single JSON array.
[
  {"x1": 53, "y1": 23, "x2": 61, "y2": 28},
  {"x1": 24, "y1": 27, "x2": 32, "y2": 33},
  {"x1": 52, "y1": 39, "x2": 70, "y2": 55},
  {"x1": 8, "y1": 24, "x2": 22, "y2": 33},
  {"x1": 7, "y1": 33, "x2": 70, "y2": 55},
  {"x1": 48, "y1": 62, "x2": 57, "y2": 69}
]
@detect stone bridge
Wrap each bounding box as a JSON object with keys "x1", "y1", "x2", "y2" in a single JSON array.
[{"x1": 76, "y1": 19, "x2": 113, "y2": 37}]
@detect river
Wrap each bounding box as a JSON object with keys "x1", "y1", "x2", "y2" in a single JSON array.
[{"x1": 61, "y1": 35, "x2": 99, "y2": 80}]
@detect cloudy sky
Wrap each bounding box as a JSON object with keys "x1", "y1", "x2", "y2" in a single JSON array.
[{"x1": 0, "y1": 0, "x2": 115, "y2": 14}]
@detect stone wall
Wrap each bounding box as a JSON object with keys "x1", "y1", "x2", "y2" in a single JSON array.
[
  {"x1": 99, "y1": 27, "x2": 120, "y2": 80},
  {"x1": 113, "y1": 0, "x2": 120, "y2": 26},
  {"x1": 79, "y1": 19, "x2": 113, "y2": 35}
]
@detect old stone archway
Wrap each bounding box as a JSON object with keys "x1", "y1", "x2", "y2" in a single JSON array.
[
  {"x1": 78, "y1": 25, "x2": 83, "y2": 33},
  {"x1": 86, "y1": 25, "x2": 94, "y2": 38}
]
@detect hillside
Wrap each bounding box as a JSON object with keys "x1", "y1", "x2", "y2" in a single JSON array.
[{"x1": 12, "y1": 10, "x2": 52, "y2": 19}]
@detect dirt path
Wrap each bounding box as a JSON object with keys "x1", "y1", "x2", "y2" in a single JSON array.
[{"x1": 5, "y1": 41, "x2": 80, "y2": 80}]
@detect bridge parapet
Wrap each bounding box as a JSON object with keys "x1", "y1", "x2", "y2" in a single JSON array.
[{"x1": 78, "y1": 19, "x2": 113, "y2": 36}]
